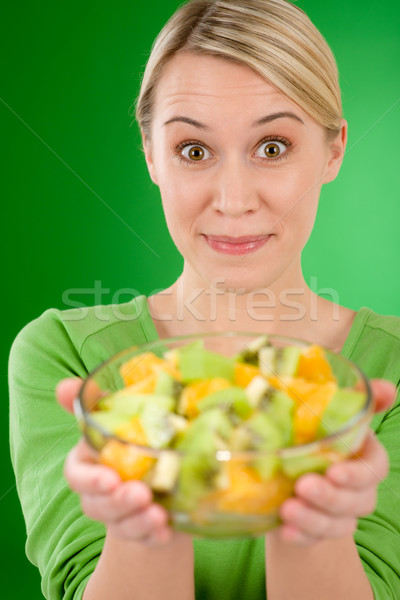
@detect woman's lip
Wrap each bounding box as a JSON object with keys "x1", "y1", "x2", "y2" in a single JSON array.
[
  {"x1": 203, "y1": 234, "x2": 271, "y2": 255},
  {"x1": 206, "y1": 234, "x2": 269, "y2": 244}
]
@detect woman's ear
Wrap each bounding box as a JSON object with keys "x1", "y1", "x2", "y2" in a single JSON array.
[
  {"x1": 141, "y1": 130, "x2": 159, "y2": 186},
  {"x1": 322, "y1": 119, "x2": 348, "y2": 184}
]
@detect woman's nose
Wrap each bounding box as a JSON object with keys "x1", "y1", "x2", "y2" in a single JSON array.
[{"x1": 211, "y1": 161, "x2": 260, "y2": 217}]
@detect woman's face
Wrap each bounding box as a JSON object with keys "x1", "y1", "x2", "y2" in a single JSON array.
[{"x1": 143, "y1": 54, "x2": 346, "y2": 293}]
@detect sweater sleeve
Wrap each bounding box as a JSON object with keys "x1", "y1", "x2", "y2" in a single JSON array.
[
  {"x1": 343, "y1": 311, "x2": 400, "y2": 597},
  {"x1": 8, "y1": 308, "x2": 105, "y2": 600},
  {"x1": 355, "y1": 384, "x2": 400, "y2": 599}
]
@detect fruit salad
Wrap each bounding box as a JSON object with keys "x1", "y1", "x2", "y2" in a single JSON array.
[{"x1": 79, "y1": 335, "x2": 371, "y2": 536}]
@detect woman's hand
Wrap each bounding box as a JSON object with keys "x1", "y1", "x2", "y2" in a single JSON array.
[
  {"x1": 56, "y1": 377, "x2": 174, "y2": 546},
  {"x1": 277, "y1": 378, "x2": 397, "y2": 545}
]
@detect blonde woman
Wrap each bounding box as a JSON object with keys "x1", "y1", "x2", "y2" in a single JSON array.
[{"x1": 9, "y1": 1, "x2": 399, "y2": 599}]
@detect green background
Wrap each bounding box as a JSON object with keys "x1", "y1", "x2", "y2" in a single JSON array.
[{"x1": 2, "y1": 1, "x2": 399, "y2": 597}]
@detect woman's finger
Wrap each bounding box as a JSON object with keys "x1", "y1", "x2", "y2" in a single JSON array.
[
  {"x1": 370, "y1": 379, "x2": 397, "y2": 413},
  {"x1": 56, "y1": 377, "x2": 83, "y2": 413},
  {"x1": 80, "y1": 480, "x2": 153, "y2": 522},
  {"x1": 294, "y1": 473, "x2": 377, "y2": 517},
  {"x1": 107, "y1": 503, "x2": 169, "y2": 541},
  {"x1": 279, "y1": 520, "x2": 355, "y2": 546},
  {"x1": 326, "y1": 431, "x2": 389, "y2": 490},
  {"x1": 64, "y1": 439, "x2": 120, "y2": 494},
  {"x1": 280, "y1": 497, "x2": 357, "y2": 541}
]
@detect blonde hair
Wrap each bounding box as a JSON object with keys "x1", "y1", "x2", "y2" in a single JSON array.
[{"x1": 134, "y1": 0, "x2": 342, "y2": 141}]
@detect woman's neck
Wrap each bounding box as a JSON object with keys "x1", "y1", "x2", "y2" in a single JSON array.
[{"x1": 147, "y1": 270, "x2": 356, "y2": 352}]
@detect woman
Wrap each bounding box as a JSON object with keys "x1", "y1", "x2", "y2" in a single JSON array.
[{"x1": 9, "y1": 1, "x2": 399, "y2": 599}]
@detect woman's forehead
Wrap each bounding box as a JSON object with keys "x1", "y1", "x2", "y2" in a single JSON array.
[{"x1": 153, "y1": 53, "x2": 304, "y2": 123}]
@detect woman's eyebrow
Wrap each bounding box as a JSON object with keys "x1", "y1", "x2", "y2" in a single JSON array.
[
  {"x1": 163, "y1": 116, "x2": 209, "y2": 129},
  {"x1": 253, "y1": 111, "x2": 304, "y2": 126},
  {"x1": 163, "y1": 111, "x2": 304, "y2": 129}
]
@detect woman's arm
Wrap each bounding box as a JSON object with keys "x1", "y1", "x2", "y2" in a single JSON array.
[
  {"x1": 83, "y1": 532, "x2": 194, "y2": 600},
  {"x1": 57, "y1": 380, "x2": 195, "y2": 600},
  {"x1": 266, "y1": 532, "x2": 373, "y2": 600},
  {"x1": 9, "y1": 308, "x2": 195, "y2": 600}
]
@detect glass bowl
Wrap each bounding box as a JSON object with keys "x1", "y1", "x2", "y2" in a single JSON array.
[{"x1": 74, "y1": 332, "x2": 373, "y2": 539}]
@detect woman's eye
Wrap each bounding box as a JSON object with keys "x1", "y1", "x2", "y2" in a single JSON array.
[
  {"x1": 181, "y1": 144, "x2": 211, "y2": 162},
  {"x1": 255, "y1": 140, "x2": 287, "y2": 159}
]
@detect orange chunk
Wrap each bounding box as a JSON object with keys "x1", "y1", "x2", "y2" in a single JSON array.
[
  {"x1": 234, "y1": 362, "x2": 261, "y2": 388},
  {"x1": 99, "y1": 416, "x2": 154, "y2": 480},
  {"x1": 266, "y1": 376, "x2": 338, "y2": 445},
  {"x1": 293, "y1": 380, "x2": 338, "y2": 445},
  {"x1": 282, "y1": 378, "x2": 321, "y2": 403},
  {"x1": 159, "y1": 361, "x2": 182, "y2": 381},
  {"x1": 99, "y1": 439, "x2": 155, "y2": 480},
  {"x1": 204, "y1": 462, "x2": 293, "y2": 514},
  {"x1": 296, "y1": 345, "x2": 335, "y2": 383},
  {"x1": 180, "y1": 377, "x2": 232, "y2": 419},
  {"x1": 267, "y1": 374, "x2": 293, "y2": 393},
  {"x1": 120, "y1": 352, "x2": 181, "y2": 386},
  {"x1": 114, "y1": 416, "x2": 148, "y2": 444},
  {"x1": 117, "y1": 373, "x2": 157, "y2": 395},
  {"x1": 119, "y1": 352, "x2": 164, "y2": 386}
]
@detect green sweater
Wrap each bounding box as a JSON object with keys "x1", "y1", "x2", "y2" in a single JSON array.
[{"x1": 8, "y1": 297, "x2": 400, "y2": 599}]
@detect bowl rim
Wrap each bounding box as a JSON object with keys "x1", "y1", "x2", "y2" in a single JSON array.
[{"x1": 74, "y1": 331, "x2": 373, "y2": 460}]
